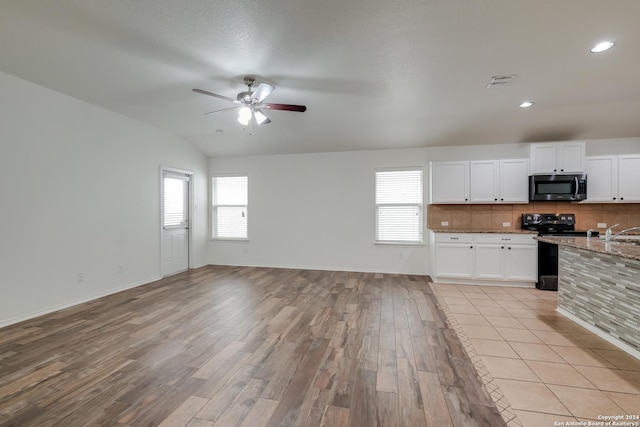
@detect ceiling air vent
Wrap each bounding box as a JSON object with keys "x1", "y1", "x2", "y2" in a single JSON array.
[{"x1": 486, "y1": 75, "x2": 516, "y2": 88}]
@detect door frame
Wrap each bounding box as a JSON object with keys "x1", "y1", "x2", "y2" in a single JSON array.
[{"x1": 160, "y1": 165, "x2": 194, "y2": 276}]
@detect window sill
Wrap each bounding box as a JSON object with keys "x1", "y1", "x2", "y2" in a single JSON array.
[{"x1": 375, "y1": 241, "x2": 425, "y2": 247}]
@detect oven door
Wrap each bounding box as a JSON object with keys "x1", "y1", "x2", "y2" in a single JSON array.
[{"x1": 529, "y1": 174, "x2": 587, "y2": 201}]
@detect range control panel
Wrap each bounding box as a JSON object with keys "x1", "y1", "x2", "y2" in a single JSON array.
[{"x1": 522, "y1": 213, "x2": 576, "y2": 227}]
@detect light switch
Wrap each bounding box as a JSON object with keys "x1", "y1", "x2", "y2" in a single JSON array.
[
  {"x1": 597, "y1": 223, "x2": 607, "y2": 229},
  {"x1": 441, "y1": 221, "x2": 449, "y2": 227}
]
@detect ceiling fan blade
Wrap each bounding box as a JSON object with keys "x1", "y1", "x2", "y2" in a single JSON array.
[
  {"x1": 253, "y1": 109, "x2": 271, "y2": 125},
  {"x1": 204, "y1": 106, "x2": 240, "y2": 116},
  {"x1": 251, "y1": 82, "x2": 275, "y2": 103},
  {"x1": 193, "y1": 88, "x2": 237, "y2": 103},
  {"x1": 263, "y1": 103, "x2": 307, "y2": 112}
]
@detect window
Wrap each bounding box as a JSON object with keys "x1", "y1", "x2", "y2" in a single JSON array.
[
  {"x1": 212, "y1": 175, "x2": 248, "y2": 239},
  {"x1": 375, "y1": 167, "x2": 423, "y2": 244},
  {"x1": 163, "y1": 172, "x2": 190, "y2": 228}
]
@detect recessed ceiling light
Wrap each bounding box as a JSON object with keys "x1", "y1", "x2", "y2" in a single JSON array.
[
  {"x1": 519, "y1": 101, "x2": 534, "y2": 108},
  {"x1": 590, "y1": 41, "x2": 615, "y2": 53}
]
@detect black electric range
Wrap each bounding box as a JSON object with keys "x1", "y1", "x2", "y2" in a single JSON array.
[
  {"x1": 522, "y1": 213, "x2": 601, "y2": 237},
  {"x1": 521, "y1": 213, "x2": 599, "y2": 290}
]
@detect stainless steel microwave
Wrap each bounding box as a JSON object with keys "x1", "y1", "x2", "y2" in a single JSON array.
[{"x1": 529, "y1": 174, "x2": 587, "y2": 201}]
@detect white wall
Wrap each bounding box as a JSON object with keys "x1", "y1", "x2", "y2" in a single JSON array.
[
  {"x1": 0, "y1": 71, "x2": 208, "y2": 327},
  {"x1": 585, "y1": 137, "x2": 640, "y2": 156},
  {"x1": 207, "y1": 138, "x2": 639, "y2": 275},
  {"x1": 208, "y1": 148, "x2": 430, "y2": 274}
]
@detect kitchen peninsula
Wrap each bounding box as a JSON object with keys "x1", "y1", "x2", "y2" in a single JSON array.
[{"x1": 536, "y1": 236, "x2": 640, "y2": 358}]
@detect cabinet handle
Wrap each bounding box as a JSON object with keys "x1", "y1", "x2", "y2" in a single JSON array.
[
  {"x1": 494, "y1": 198, "x2": 498, "y2": 201},
  {"x1": 450, "y1": 237, "x2": 459, "y2": 240},
  {"x1": 470, "y1": 246, "x2": 473, "y2": 249},
  {"x1": 465, "y1": 198, "x2": 468, "y2": 201},
  {"x1": 621, "y1": 197, "x2": 624, "y2": 200},
  {"x1": 501, "y1": 246, "x2": 504, "y2": 249},
  {"x1": 561, "y1": 169, "x2": 564, "y2": 172},
  {"x1": 501, "y1": 238, "x2": 511, "y2": 241},
  {"x1": 508, "y1": 247, "x2": 512, "y2": 250},
  {"x1": 554, "y1": 169, "x2": 557, "y2": 172},
  {"x1": 500, "y1": 198, "x2": 504, "y2": 201},
  {"x1": 613, "y1": 197, "x2": 616, "y2": 200}
]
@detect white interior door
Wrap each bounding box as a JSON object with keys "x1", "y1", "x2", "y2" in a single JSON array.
[{"x1": 161, "y1": 169, "x2": 191, "y2": 276}]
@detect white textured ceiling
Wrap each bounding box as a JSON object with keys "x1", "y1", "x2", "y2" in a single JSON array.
[{"x1": 1, "y1": 0, "x2": 639, "y2": 157}]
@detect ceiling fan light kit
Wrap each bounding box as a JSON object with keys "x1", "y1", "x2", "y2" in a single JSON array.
[{"x1": 193, "y1": 76, "x2": 306, "y2": 128}]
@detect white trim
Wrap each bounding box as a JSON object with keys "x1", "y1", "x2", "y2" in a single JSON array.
[
  {"x1": 431, "y1": 277, "x2": 536, "y2": 288},
  {"x1": 0, "y1": 276, "x2": 161, "y2": 329},
  {"x1": 557, "y1": 307, "x2": 640, "y2": 360},
  {"x1": 211, "y1": 174, "x2": 249, "y2": 240},
  {"x1": 375, "y1": 167, "x2": 424, "y2": 244}
]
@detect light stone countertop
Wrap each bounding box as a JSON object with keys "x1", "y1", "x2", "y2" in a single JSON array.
[
  {"x1": 429, "y1": 229, "x2": 538, "y2": 234},
  {"x1": 535, "y1": 236, "x2": 640, "y2": 262}
]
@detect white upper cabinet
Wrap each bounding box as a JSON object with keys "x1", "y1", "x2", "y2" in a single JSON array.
[
  {"x1": 530, "y1": 141, "x2": 585, "y2": 174},
  {"x1": 431, "y1": 161, "x2": 469, "y2": 203},
  {"x1": 618, "y1": 154, "x2": 640, "y2": 202},
  {"x1": 585, "y1": 156, "x2": 618, "y2": 202},
  {"x1": 469, "y1": 160, "x2": 499, "y2": 203},
  {"x1": 585, "y1": 154, "x2": 640, "y2": 202},
  {"x1": 433, "y1": 159, "x2": 529, "y2": 204},
  {"x1": 498, "y1": 159, "x2": 530, "y2": 203}
]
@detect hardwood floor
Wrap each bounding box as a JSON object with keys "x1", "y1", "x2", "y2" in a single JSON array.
[{"x1": 0, "y1": 266, "x2": 505, "y2": 426}]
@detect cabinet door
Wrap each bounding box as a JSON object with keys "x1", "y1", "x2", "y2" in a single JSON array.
[
  {"x1": 469, "y1": 160, "x2": 499, "y2": 203},
  {"x1": 435, "y1": 243, "x2": 475, "y2": 278},
  {"x1": 585, "y1": 156, "x2": 618, "y2": 202},
  {"x1": 475, "y1": 244, "x2": 504, "y2": 279},
  {"x1": 431, "y1": 161, "x2": 469, "y2": 203},
  {"x1": 530, "y1": 142, "x2": 585, "y2": 174},
  {"x1": 529, "y1": 143, "x2": 558, "y2": 174},
  {"x1": 618, "y1": 155, "x2": 640, "y2": 202},
  {"x1": 505, "y1": 244, "x2": 538, "y2": 281},
  {"x1": 499, "y1": 159, "x2": 529, "y2": 203},
  {"x1": 557, "y1": 142, "x2": 586, "y2": 173}
]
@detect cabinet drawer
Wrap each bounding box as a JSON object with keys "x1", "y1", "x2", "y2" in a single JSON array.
[
  {"x1": 434, "y1": 233, "x2": 474, "y2": 244},
  {"x1": 474, "y1": 234, "x2": 537, "y2": 245}
]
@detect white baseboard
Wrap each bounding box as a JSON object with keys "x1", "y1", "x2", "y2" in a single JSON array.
[
  {"x1": 432, "y1": 277, "x2": 536, "y2": 288},
  {"x1": 0, "y1": 276, "x2": 161, "y2": 329}
]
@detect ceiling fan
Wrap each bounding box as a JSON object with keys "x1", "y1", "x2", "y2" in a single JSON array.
[{"x1": 193, "y1": 76, "x2": 307, "y2": 126}]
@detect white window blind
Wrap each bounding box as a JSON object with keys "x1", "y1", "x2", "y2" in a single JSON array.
[
  {"x1": 212, "y1": 175, "x2": 248, "y2": 239},
  {"x1": 163, "y1": 172, "x2": 190, "y2": 228},
  {"x1": 375, "y1": 168, "x2": 423, "y2": 243}
]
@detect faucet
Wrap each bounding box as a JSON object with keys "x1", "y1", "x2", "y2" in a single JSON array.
[
  {"x1": 604, "y1": 224, "x2": 619, "y2": 241},
  {"x1": 610, "y1": 226, "x2": 640, "y2": 241}
]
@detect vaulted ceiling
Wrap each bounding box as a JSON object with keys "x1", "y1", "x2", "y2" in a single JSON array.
[{"x1": 1, "y1": 1, "x2": 639, "y2": 157}]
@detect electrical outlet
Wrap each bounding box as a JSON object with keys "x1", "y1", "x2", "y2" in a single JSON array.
[
  {"x1": 502, "y1": 222, "x2": 511, "y2": 227},
  {"x1": 597, "y1": 223, "x2": 607, "y2": 229},
  {"x1": 117, "y1": 264, "x2": 124, "y2": 273},
  {"x1": 441, "y1": 221, "x2": 449, "y2": 227},
  {"x1": 76, "y1": 273, "x2": 84, "y2": 283}
]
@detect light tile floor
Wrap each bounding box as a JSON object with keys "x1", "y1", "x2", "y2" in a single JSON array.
[{"x1": 429, "y1": 282, "x2": 640, "y2": 427}]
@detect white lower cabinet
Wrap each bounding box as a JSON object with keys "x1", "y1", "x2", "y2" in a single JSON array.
[
  {"x1": 505, "y1": 244, "x2": 538, "y2": 281},
  {"x1": 434, "y1": 233, "x2": 537, "y2": 286},
  {"x1": 434, "y1": 234, "x2": 475, "y2": 278},
  {"x1": 475, "y1": 243, "x2": 504, "y2": 279}
]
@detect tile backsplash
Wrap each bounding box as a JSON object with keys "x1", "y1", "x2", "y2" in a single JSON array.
[{"x1": 427, "y1": 203, "x2": 640, "y2": 233}]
